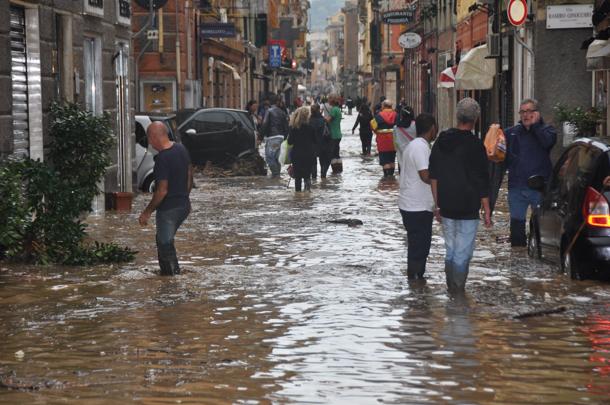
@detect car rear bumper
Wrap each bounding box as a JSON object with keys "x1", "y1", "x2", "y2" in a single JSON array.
[{"x1": 583, "y1": 237, "x2": 610, "y2": 265}]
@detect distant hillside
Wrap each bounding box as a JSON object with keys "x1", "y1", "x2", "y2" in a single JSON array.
[{"x1": 309, "y1": 0, "x2": 345, "y2": 32}]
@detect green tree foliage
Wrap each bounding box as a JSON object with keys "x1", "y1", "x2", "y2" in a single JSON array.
[{"x1": 0, "y1": 102, "x2": 136, "y2": 265}]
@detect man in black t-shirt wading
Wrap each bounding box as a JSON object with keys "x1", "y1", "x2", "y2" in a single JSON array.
[{"x1": 138, "y1": 122, "x2": 193, "y2": 276}]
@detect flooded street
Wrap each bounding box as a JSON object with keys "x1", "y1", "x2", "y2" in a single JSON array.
[{"x1": 2, "y1": 113, "x2": 610, "y2": 404}]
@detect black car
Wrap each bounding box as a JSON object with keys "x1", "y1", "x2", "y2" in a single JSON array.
[
  {"x1": 177, "y1": 108, "x2": 257, "y2": 165},
  {"x1": 528, "y1": 137, "x2": 610, "y2": 279}
]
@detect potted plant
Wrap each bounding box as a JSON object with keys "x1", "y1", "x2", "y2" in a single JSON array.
[{"x1": 554, "y1": 104, "x2": 603, "y2": 145}]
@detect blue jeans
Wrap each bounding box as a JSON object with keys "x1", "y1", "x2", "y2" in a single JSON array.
[
  {"x1": 265, "y1": 135, "x2": 284, "y2": 176},
  {"x1": 442, "y1": 218, "x2": 479, "y2": 290},
  {"x1": 508, "y1": 187, "x2": 541, "y2": 221},
  {"x1": 156, "y1": 206, "x2": 190, "y2": 268}
]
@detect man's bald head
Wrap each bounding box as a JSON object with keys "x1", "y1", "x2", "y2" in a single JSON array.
[{"x1": 147, "y1": 121, "x2": 170, "y2": 150}]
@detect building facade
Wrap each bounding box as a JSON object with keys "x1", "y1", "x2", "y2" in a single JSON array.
[{"x1": 1, "y1": 0, "x2": 134, "y2": 209}]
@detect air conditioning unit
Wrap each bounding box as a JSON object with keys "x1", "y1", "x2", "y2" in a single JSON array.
[{"x1": 487, "y1": 33, "x2": 500, "y2": 57}]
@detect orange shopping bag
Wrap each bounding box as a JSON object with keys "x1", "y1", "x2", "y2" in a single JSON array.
[{"x1": 484, "y1": 124, "x2": 506, "y2": 163}]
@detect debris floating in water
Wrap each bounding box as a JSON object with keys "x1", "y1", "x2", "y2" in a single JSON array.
[
  {"x1": 514, "y1": 306, "x2": 567, "y2": 319},
  {"x1": 327, "y1": 218, "x2": 364, "y2": 227}
]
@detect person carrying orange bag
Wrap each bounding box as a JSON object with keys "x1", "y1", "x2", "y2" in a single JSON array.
[{"x1": 371, "y1": 99, "x2": 398, "y2": 177}]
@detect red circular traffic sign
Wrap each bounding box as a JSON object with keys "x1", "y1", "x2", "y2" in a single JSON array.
[{"x1": 507, "y1": 0, "x2": 528, "y2": 26}]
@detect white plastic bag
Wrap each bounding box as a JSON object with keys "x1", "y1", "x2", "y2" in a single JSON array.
[{"x1": 279, "y1": 139, "x2": 292, "y2": 165}]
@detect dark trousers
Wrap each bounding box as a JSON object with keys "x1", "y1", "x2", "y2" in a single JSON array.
[
  {"x1": 331, "y1": 139, "x2": 341, "y2": 160},
  {"x1": 295, "y1": 177, "x2": 311, "y2": 192},
  {"x1": 360, "y1": 131, "x2": 372, "y2": 154},
  {"x1": 318, "y1": 156, "x2": 330, "y2": 178},
  {"x1": 400, "y1": 210, "x2": 433, "y2": 261}
]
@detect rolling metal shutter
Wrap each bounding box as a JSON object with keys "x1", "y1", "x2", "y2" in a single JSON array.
[{"x1": 10, "y1": 6, "x2": 29, "y2": 159}]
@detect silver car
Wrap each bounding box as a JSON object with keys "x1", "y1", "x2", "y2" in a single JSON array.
[{"x1": 134, "y1": 114, "x2": 177, "y2": 192}]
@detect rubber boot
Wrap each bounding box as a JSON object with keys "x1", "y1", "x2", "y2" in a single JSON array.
[
  {"x1": 510, "y1": 219, "x2": 527, "y2": 247},
  {"x1": 388, "y1": 167, "x2": 395, "y2": 176},
  {"x1": 383, "y1": 168, "x2": 391, "y2": 177},
  {"x1": 304, "y1": 178, "x2": 311, "y2": 191}
]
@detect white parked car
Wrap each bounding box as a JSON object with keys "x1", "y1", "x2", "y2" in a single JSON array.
[{"x1": 134, "y1": 114, "x2": 178, "y2": 192}]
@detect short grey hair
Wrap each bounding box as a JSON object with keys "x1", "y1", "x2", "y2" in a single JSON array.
[
  {"x1": 456, "y1": 97, "x2": 481, "y2": 124},
  {"x1": 382, "y1": 99, "x2": 393, "y2": 108},
  {"x1": 520, "y1": 98, "x2": 539, "y2": 110}
]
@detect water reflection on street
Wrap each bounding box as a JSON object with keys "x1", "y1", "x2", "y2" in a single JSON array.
[{"x1": 1, "y1": 114, "x2": 610, "y2": 404}]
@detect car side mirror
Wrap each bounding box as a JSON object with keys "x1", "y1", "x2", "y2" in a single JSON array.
[
  {"x1": 527, "y1": 175, "x2": 546, "y2": 192},
  {"x1": 185, "y1": 129, "x2": 196, "y2": 136}
]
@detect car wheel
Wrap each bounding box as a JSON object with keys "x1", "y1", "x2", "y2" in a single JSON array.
[
  {"x1": 527, "y1": 216, "x2": 541, "y2": 259},
  {"x1": 561, "y1": 245, "x2": 587, "y2": 280},
  {"x1": 142, "y1": 175, "x2": 156, "y2": 193}
]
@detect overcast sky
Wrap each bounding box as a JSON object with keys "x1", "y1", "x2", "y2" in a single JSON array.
[{"x1": 309, "y1": 0, "x2": 344, "y2": 32}]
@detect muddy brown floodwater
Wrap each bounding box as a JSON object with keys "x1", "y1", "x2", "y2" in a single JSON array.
[{"x1": 2, "y1": 115, "x2": 610, "y2": 404}]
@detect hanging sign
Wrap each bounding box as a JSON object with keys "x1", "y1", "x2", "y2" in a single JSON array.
[
  {"x1": 382, "y1": 6, "x2": 416, "y2": 24},
  {"x1": 269, "y1": 44, "x2": 282, "y2": 68},
  {"x1": 398, "y1": 32, "x2": 422, "y2": 49},
  {"x1": 507, "y1": 0, "x2": 528, "y2": 26},
  {"x1": 200, "y1": 23, "x2": 236, "y2": 38},
  {"x1": 546, "y1": 4, "x2": 593, "y2": 29}
]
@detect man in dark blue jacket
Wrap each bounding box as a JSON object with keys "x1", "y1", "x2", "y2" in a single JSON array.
[{"x1": 505, "y1": 98, "x2": 557, "y2": 246}]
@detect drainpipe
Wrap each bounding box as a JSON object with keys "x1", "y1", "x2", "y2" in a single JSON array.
[
  {"x1": 186, "y1": 1, "x2": 192, "y2": 81},
  {"x1": 176, "y1": 0, "x2": 182, "y2": 110},
  {"x1": 514, "y1": 26, "x2": 535, "y2": 98},
  {"x1": 159, "y1": 7, "x2": 164, "y2": 60}
]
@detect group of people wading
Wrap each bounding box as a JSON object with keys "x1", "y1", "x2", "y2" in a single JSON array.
[{"x1": 139, "y1": 93, "x2": 557, "y2": 295}]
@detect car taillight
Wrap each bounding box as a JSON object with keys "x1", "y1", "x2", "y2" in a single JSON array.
[{"x1": 583, "y1": 186, "x2": 610, "y2": 228}]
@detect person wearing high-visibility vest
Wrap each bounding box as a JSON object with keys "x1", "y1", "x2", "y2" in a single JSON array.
[{"x1": 371, "y1": 100, "x2": 398, "y2": 177}]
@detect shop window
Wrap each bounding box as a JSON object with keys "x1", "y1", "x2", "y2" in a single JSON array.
[{"x1": 140, "y1": 80, "x2": 176, "y2": 112}]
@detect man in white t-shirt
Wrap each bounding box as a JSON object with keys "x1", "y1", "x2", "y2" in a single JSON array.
[{"x1": 398, "y1": 113, "x2": 438, "y2": 281}]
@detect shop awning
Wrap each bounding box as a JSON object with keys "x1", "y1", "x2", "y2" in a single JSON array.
[
  {"x1": 455, "y1": 45, "x2": 496, "y2": 90},
  {"x1": 586, "y1": 40, "x2": 610, "y2": 71},
  {"x1": 217, "y1": 61, "x2": 241, "y2": 80},
  {"x1": 439, "y1": 65, "x2": 458, "y2": 88}
]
